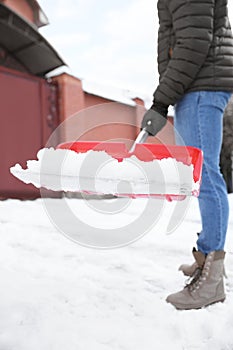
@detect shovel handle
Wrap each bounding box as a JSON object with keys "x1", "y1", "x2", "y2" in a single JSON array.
[{"x1": 129, "y1": 128, "x2": 149, "y2": 153}]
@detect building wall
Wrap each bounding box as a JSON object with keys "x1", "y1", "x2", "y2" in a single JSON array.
[
  {"x1": 0, "y1": 0, "x2": 35, "y2": 25},
  {"x1": 53, "y1": 73, "x2": 175, "y2": 147},
  {"x1": 52, "y1": 74, "x2": 147, "y2": 147},
  {"x1": 84, "y1": 93, "x2": 115, "y2": 107}
]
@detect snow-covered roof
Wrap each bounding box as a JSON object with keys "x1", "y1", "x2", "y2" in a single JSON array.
[
  {"x1": 82, "y1": 80, "x2": 143, "y2": 107},
  {"x1": 27, "y1": 0, "x2": 49, "y2": 28}
]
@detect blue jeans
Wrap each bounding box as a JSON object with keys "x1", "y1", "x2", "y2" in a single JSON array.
[{"x1": 174, "y1": 91, "x2": 232, "y2": 254}]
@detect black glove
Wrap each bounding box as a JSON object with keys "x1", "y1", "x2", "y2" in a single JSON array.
[{"x1": 141, "y1": 102, "x2": 168, "y2": 136}]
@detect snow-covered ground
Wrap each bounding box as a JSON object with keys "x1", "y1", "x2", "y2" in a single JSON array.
[{"x1": 0, "y1": 195, "x2": 233, "y2": 350}]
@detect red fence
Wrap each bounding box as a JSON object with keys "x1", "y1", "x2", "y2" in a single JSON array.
[{"x1": 0, "y1": 66, "x2": 59, "y2": 199}]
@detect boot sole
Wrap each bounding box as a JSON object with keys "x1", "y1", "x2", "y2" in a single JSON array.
[{"x1": 170, "y1": 295, "x2": 226, "y2": 310}]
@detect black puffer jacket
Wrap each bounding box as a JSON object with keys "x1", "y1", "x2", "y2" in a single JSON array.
[{"x1": 154, "y1": 0, "x2": 233, "y2": 107}]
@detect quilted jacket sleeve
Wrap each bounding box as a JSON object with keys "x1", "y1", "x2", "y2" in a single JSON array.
[{"x1": 153, "y1": 0, "x2": 215, "y2": 106}]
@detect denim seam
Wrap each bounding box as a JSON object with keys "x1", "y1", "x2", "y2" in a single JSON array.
[
  {"x1": 197, "y1": 93, "x2": 223, "y2": 253},
  {"x1": 199, "y1": 164, "x2": 223, "y2": 252}
]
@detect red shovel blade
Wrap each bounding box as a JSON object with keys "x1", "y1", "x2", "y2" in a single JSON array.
[{"x1": 57, "y1": 141, "x2": 203, "y2": 201}]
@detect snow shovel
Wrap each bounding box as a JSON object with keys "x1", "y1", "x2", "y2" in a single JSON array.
[{"x1": 56, "y1": 129, "x2": 203, "y2": 201}]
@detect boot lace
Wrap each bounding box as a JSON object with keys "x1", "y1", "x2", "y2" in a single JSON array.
[
  {"x1": 185, "y1": 252, "x2": 215, "y2": 292},
  {"x1": 185, "y1": 267, "x2": 202, "y2": 292}
]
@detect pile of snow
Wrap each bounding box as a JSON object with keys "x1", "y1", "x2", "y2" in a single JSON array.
[{"x1": 10, "y1": 148, "x2": 199, "y2": 196}]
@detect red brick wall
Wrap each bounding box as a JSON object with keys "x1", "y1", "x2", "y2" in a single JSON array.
[
  {"x1": 84, "y1": 93, "x2": 115, "y2": 107},
  {"x1": 52, "y1": 74, "x2": 142, "y2": 144},
  {"x1": 52, "y1": 73, "x2": 175, "y2": 146},
  {"x1": 52, "y1": 74, "x2": 85, "y2": 122}
]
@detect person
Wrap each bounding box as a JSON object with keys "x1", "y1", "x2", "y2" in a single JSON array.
[
  {"x1": 141, "y1": 0, "x2": 233, "y2": 310},
  {"x1": 220, "y1": 99, "x2": 233, "y2": 193}
]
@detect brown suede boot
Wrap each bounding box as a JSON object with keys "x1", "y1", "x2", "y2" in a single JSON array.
[
  {"x1": 179, "y1": 247, "x2": 205, "y2": 277},
  {"x1": 166, "y1": 250, "x2": 226, "y2": 310}
]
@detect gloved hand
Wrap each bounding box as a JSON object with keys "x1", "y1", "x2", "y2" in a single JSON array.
[{"x1": 141, "y1": 102, "x2": 168, "y2": 136}]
